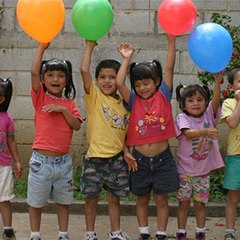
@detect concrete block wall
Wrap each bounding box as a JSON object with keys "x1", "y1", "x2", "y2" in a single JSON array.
[{"x1": 0, "y1": 0, "x2": 239, "y2": 175}]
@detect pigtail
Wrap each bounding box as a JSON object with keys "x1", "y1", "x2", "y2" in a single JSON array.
[
  {"x1": 129, "y1": 62, "x2": 138, "y2": 91},
  {"x1": 176, "y1": 83, "x2": 185, "y2": 110},
  {"x1": 202, "y1": 85, "x2": 211, "y2": 105},
  {"x1": 129, "y1": 62, "x2": 137, "y2": 73},
  {"x1": 152, "y1": 60, "x2": 163, "y2": 87},
  {"x1": 0, "y1": 77, "x2": 12, "y2": 112},
  {"x1": 64, "y1": 60, "x2": 76, "y2": 99}
]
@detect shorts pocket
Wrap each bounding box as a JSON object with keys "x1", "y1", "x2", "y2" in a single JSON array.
[{"x1": 30, "y1": 160, "x2": 43, "y2": 173}]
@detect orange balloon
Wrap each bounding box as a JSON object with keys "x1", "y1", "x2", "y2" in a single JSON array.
[{"x1": 16, "y1": 0, "x2": 65, "y2": 43}]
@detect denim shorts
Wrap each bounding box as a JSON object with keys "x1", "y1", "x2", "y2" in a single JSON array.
[
  {"x1": 81, "y1": 152, "x2": 129, "y2": 197},
  {"x1": 177, "y1": 174, "x2": 210, "y2": 203},
  {"x1": 130, "y1": 146, "x2": 180, "y2": 195},
  {"x1": 27, "y1": 150, "x2": 73, "y2": 208}
]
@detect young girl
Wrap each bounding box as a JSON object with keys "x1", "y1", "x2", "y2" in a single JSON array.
[
  {"x1": 116, "y1": 35, "x2": 179, "y2": 240},
  {"x1": 175, "y1": 74, "x2": 225, "y2": 240},
  {"x1": 221, "y1": 67, "x2": 240, "y2": 240},
  {"x1": 0, "y1": 77, "x2": 22, "y2": 240},
  {"x1": 27, "y1": 43, "x2": 82, "y2": 240}
]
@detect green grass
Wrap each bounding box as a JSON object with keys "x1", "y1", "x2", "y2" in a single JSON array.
[
  {"x1": 14, "y1": 166, "x2": 227, "y2": 203},
  {"x1": 14, "y1": 176, "x2": 28, "y2": 198}
]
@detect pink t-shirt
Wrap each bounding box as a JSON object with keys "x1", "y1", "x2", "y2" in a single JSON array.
[
  {"x1": 31, "y1": 85, "x2": 82, "y2": 153},
  {"x1": 175, "y1": 101, "x2": 224, "y2": 176},
  {"x1": 0, "y1": 112, "x2": 14, "y2": 166}
]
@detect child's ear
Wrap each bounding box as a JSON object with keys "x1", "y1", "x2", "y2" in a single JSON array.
[
  {"x1": 0, "y1": 96, "x2": 5, "y2": 104},
  {"x1": 227, "y1": 83, "x2": 234, "y2": 92},
  {"x1": 155, "y1": 78, "x2": 160, "y2": 87},
  {"x1": 40, "y1": 74, "x2": 45, "y2": 83}
]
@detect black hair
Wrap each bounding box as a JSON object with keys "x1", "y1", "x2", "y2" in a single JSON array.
[
  {"x1": 129, "y1": 60, "x2": 163, "y2": 94},
  {"x1": 40, "y1": 58, "x2": 76, "y2": 99},
  {"x1": 0, "y1": 77, "x2": 12, "y2": 112},
  {"x1": 95, "y1": 59, "x2": 121, "y2": 79},
  {"x1": 227, "y1": 66, "x2": 240, "y2": 84},
  {"x1": 176, "y1": 83, "x2": 211, "y2": 113}
]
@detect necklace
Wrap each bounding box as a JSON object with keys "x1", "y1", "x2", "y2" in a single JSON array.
[{"x1": 46, "y1": 91, "x2": 66, "y2": 100}]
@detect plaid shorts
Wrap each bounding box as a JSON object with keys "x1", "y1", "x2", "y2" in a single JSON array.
[{"x1": 81, "y1": 152, "x2": 129, "y2": 197}]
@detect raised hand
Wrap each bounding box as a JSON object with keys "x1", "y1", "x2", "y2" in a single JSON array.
[{"x1": 118, "y1": 43, "x2": 134, "y2": 59}]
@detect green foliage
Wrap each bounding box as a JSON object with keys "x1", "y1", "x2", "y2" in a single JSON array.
[
  {"x1": 14, "y1": 176, "x2": 28, "y2": 198},
  {"x1": 198, "y1": 12, "x2": 240, "y2": 101},
  {"x1": 209, "y1": 170, "x2": 227, "y2": 203}
]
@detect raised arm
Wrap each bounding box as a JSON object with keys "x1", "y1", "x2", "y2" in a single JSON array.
[
  {"x1": 116, "y1": 43, "x2": 134, "y2": 104},
  {"x1": 80, "y1": 40, "x2": 97, "y2": 95},
  {"x1": 31, "y1": 43, "x2": 49, "y2": 93},
  {"x1": 212, "y1": 71, "x2": 224, "y2": 116},
  {"x1": 225, "y1": 90, "x2": 240, "y2": 129},
  {"x1": 163, "y1": 34, "x2": 176, "y2": 90}
]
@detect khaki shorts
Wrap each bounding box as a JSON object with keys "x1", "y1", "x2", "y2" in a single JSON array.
[{"x1": 0, "y1": 166, "x2": 15, "y2": 202}]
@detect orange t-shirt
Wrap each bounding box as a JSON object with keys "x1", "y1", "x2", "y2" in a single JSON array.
[{"x1": 31, "y1": 85, "x2": 82, "y2": 153}]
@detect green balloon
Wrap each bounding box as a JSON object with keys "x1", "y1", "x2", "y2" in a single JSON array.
[{"x1": 72, "y1": 0, "x2": 114, "y2": 41}]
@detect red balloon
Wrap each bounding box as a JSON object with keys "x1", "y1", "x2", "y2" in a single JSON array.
[{"x1": 158, "y1": 0, "x2": 197, "y2": 35}]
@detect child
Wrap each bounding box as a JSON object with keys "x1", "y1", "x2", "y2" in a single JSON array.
[
  {"x1": 221, "y1": 66, "x2": 240, "y2": 240},
  {"x1": 116, "y1": 35, "x2": 179, "y2": 240},
  {"x1": 0, "y1": 77, "x2": 22, "y2": 240},
  {"x1": 80, "y1": 40, "x2": 129, "y2": 240},
  {"x1": 175, "y1": 74, "x2": 225, "y2": 240},
  {"x1": 27, "y1": 43, "x2": 82, "y2": 240}
]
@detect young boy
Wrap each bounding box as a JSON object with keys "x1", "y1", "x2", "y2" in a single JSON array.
[
  {"x1": 221, "y1": 66, "x2": 240, "y2": 240},
  {"x1": 80, "y1": 40, "x2": 129, "y2": 240}
]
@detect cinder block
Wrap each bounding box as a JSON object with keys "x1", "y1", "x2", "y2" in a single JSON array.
[
  {"x1": 193, "y1": 0, "x2": 228, "y2": 11},
  {"x1": 2, "y1": 0, "x2": 16, "y2": 7},
  {"x1": 9, "y1": 96, "x2": 33, "y2": 120},
  {"x1": 2, "y1": 8, "x2": 15, "y2": 31},
  {"x1": 111, "y1": 0, "x2": 132, "y2": 10},
  {"x1": 14, "y1": 120, "x2": 34, "y2": 144},
  {"x1": 113, "y1": 11, "x2": 155, "y2": 34}
]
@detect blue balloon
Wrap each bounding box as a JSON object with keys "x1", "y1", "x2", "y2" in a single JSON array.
[{"x1": 188, "y1": 23, "x2": 233, "y2": 73}]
